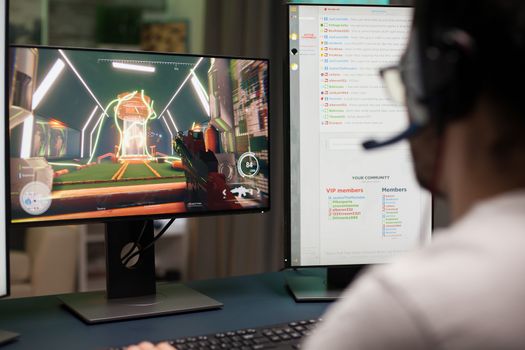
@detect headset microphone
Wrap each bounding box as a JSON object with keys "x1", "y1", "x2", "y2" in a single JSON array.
[{"x1": 362, "y1": 123, "x2": 423, "y2": 150}]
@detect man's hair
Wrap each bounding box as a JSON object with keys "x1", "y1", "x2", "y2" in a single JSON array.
[{"x1": 415, "y1": 0, "x2": 525, "y2": 158}]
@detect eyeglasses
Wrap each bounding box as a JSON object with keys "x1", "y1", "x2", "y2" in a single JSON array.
[{"x1": 379, "y1": 65, "x2": 406, "y2": 106}]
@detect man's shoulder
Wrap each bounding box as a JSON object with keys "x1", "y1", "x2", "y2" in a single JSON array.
[
  {"x1": 305, "y1": 195, "x2": 525, "y2": 350},
  {"x1": 372, "y1": 221, "x2": 525, "y2": 301},
  {"x1": 365, "y1": 220, "x2": 525, "y2": 348}
]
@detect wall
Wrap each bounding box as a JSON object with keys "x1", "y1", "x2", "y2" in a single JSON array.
[
  {"x1": 10, "y1": 0, "x2": 207, "y2": 54},
  {"x1": 166, "y1": 0, "x2": 206, "y2": 53},
  {"x1": 141, "y1": 0, "x2": 206, "y2": 53}
]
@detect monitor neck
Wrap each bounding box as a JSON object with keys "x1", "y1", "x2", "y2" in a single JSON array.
[{"x1": 105, "y1": 220, "x2": 156, "y2": 299}]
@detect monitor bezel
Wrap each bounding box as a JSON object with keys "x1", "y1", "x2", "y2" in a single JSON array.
[
  {"x1": 6, "y1": 44, "x2": 272, "y2": 228},
  {"x1": 284, "y1": 2, "x2": 432, "y2": 269},
  {"x1": 1, "y1": 0, "x2": 9, "y2": 298}
]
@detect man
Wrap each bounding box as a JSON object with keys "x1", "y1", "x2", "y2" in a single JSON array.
[
  {"x1": 131, "y1": 0, "x2": 525, "y2": 348},
  {"x1": 303, "y1": 0, "x2": 525, "y2": 348}
]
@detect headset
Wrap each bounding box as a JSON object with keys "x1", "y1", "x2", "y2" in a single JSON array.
[{"x1": 362, "y1": 7, "x2": 478, "y2": 151}]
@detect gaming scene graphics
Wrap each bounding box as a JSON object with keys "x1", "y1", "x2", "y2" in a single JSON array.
[{"x1": 9, "y1": 47, "x2": 270, "y2": 223}]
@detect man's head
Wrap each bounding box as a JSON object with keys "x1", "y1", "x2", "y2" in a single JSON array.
[{"x1": 406, "y1": 0, "x2": 525, "y2": 209}]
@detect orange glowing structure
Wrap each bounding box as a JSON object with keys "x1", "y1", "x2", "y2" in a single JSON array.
[
  {"x1": 49, "y1": 118, "x2": 66, "y2": 129},
  {"x1": 117, "y1": 92, "x2": 151, "y2": 161},
  {"x1": 205, "y1": 125, "x2": 220, "y2": 153}
]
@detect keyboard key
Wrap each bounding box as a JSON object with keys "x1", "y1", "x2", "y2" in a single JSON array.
[{"x1": 109, "y1": 318, "x2": 321, "y2": 350}]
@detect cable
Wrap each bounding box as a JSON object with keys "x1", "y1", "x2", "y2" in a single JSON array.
[
  {"x1": 121, "y1": 218, "x2": 176, "y2": 267},
  {"x1": 120, "y1": 220, "x2": 149, "y2": 263}
]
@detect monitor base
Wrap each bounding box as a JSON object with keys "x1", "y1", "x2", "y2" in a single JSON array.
[
  {"x1": 0, "y1": 329, "x2": 19, "y2": 345},
  {"x1": 287, "y1": 276, "x2": 344, "y2": 301},
  {"x1": 287, "y1": 266, "x2": 365, "y2": 301},
  {"x1": 59, "y1": 283, "x2": 223, "y2": 324}
]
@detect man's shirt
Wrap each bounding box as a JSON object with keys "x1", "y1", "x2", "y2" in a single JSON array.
[{"x1": 304, "y1": 190, "x2": 525, "y2": 350}]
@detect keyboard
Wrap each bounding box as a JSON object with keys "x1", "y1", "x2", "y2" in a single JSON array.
[{"x1": 108, "y1": 318, "x2": 321, "y2": 350}]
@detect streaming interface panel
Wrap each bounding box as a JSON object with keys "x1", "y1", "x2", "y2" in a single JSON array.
[{"x1": 289, "y1": 5, "x2": 432, "y2": 267}]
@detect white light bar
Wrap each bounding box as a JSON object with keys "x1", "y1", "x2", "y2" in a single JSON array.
[
  {"x1": 58, "y1": 49, "x2": 109, "y2": 118},
  {"x1": 112, "y1": 62, "x2": 156, "y2": 73},
  {"x1": 191, "y1": 75, "x2": 211, "y2": 116},
  {"x1": 90, "y1": 113, "x2": 104, "y2": 157},
  {"x1": 32, "y1": 59, "x2": 65, "y2": 110},
  {"x1": 159, "y1": 57, "x2": 204, "y2": 118},
  {"x1": 81, "y1": 106, "x2": 99, "y2": 158},
  {"x1": 161, "y1": 116, "x2": 174, "y2": 155},
  {"x1": 20, "y1": 115, "x2": 34, "y2": 159},
  {"x1": 192, "y1": 71, "x2": 209, "y2": 100},
  {"x1": 166, "y1": 110, "x2": 179, "y2": 133}
]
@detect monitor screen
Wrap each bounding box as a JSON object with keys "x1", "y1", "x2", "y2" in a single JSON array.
[
  {"x1": 288, "y1": 4, "x2": 432, "y2": 267},
  {"x1": 8, "y1": 47, "x2": 270, "y2": 224}
]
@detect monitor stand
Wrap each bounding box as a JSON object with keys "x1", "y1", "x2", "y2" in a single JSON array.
[
  {"x1": 59, "y1": 220, "x2": 222, "y2": 324},
  {"x1": 0, "y1": 329, "x2": 19, "y2": 345},
  {"x1": 287, "y1": 266, "x2": 365, "y2": 301}
]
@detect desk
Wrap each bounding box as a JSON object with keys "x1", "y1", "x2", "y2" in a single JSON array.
[{"x1": 0, "y1": 272, "x2": 331, "y2": 350}]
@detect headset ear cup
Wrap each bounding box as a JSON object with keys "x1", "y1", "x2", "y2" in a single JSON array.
[
  {"x1": 423, "y1": 30, "x2": 476, "y2": 124},
  {"x1": 444, "y1": 30, "x2": 477, "y2": 121}
]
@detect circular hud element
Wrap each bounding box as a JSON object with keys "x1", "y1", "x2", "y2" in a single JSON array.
[
  {"x1": 19, "y1": 181, "x2": 52, "y2": 216},
  {"x1": 237, "y1": 152, "x2": 260, "y2": 178}
]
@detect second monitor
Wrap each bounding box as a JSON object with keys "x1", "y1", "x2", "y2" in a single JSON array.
[{"x1": 286, "y1": 4, "x2": 432, "y2": 299}]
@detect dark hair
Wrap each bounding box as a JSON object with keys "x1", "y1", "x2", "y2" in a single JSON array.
[
  {"x1": 415, "y1": 0, "x2": 525, "y2": 112},
  {"x1": 415, "y1": 0, "x2": 525, "y2": 158}
]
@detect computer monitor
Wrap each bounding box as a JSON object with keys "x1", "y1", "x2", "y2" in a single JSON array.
[
  {"x1": 286, "y1": 4, "x2": 432, "y2": 300},
  {"x1": 6, "y1": 46, "x2": 270, "y2": 323}
]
